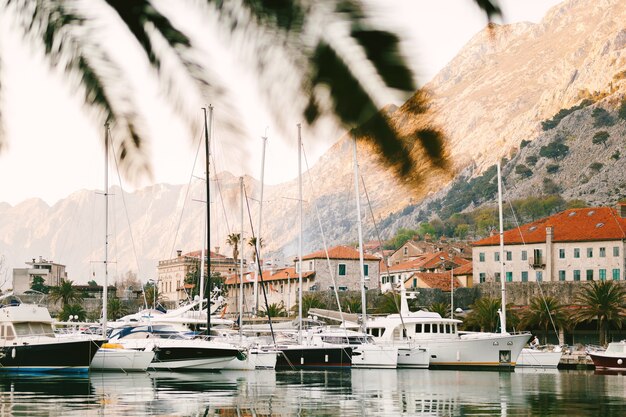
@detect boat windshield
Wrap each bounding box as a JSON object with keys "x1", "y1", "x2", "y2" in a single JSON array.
[{"x1": 13, "y1": 322, "x2": 55, "y2": 337}]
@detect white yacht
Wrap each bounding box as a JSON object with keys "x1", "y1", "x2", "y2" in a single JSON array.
[{"x1": 516, "y1": 345, "x2": 563, "y2": 368}]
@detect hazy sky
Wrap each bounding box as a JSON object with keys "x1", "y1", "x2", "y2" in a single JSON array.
[{"x1": 0, "y1": 0, "x2": 563, "y2": 206}]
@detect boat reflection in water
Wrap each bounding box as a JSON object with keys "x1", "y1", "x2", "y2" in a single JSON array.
[{"x1": 0, "y1": 368, "x2": 626, "y2": 416}]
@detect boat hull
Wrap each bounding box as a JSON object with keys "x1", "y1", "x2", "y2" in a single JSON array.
[
  {"x1": 223, "y1": 348, "x2": 278, "y2": 370},
  {"x1": 397, "y1": 346, "x2": 429, "y2": 369},
  {"x1": 90, "y1": 347, "x2": 155, "y2": 371},
  {"x1": 275, "y1": 345, "x2": 352, "y2": 369},
  {"x1": 516, "y1": 348, "x2": 562, "y2": 368},
  {"x1": 588, "y1": 352, "x2": 626, "y2": 370},
  {"x1": 0, "y1": 338, "x2": 102, "y2": 373},
  {"x1": 351, "y1": 345, "x2": 398, "y2": 369}
]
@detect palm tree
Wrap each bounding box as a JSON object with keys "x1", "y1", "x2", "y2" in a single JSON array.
[
  {"x1": 59, "y1": 303, "x2": 87, "y2": 322},
  {"x1": 374, "y1": 292, "x2": 400, "y2": 314},
  {"x1": 341, "y1": 294, "x2": 362, "y2": 314},
  {"x1": 571, "y1": 281, "x2": 626, "y2": 346},
  {"x1": 0, "y1": 1, "x2": 499, "y2": 186},
  {"x1": 294, "y1": 293, "x2": 327, "y2": 317},
  {"x1": 143, "y1": 282, "x2": 162, "y2": 309},
  {"x1": 260, "y1": 302, "x2": 287, "y2": 318},
  {"x1": 107, "y1": 297, "x2": 127, "y2": 320},
  {"x1": 48, "y1": 279, "x2": 82, "y2": 307},
  {"x1": 226, "y1": 233, "x2": 242, "y2": 262},
  {"x1": 463, "y1": 297, "x2": 518, "y2": 332},
  {"x1": 248, "y1": 237, "x2": 265, "y2": 264},
  {"x1": 519, "y1": 296, "x2": 569, "y2": 345},
  {"x1": 428, "y1": 302, "x2": 450, "y2": 318}
]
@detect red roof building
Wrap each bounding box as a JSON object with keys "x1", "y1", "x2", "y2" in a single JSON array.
[{"x1": 472, "y1": 205, "x2": 626, "y2": 284}]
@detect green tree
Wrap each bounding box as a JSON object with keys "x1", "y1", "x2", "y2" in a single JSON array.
[
  {"x1": 341, "y1": 294, "x2": 362, "y2": 314},
  {"x1": 226, "y1": 233, "x2": 242, "y2": 263},
  {"x1": 30, "y1": 275, "x2": 49, "y2": 294},
  {"x1": 375, "y1": 292, "x2": 400, "y2": 314},
  {"x1": 515, "y1": 164, "x2": 532, "y2": 178},
  {"x1": 428, "y1": 302, "x2": 450, "y2": 318},
  {"x1": 589, "y1": 162, "x2": 604, "y2": 172},
  {"x1": 519, "y1": 296, "x2": 569, "y2": 345},
  {"x1": 248, "y1": 237, "x2": 265, "y2": 264},
  {"x1": 107, "y1": 297, "x2": 127, "y2": 320},
  {"x1": 87, "y1": 279, "x2": 98, "y2": 287},
  {"x1": 463, "y1": 298, "x2": 518, "y2": 332},
  {"x1": 453, "y1": 224, "x2": 470, "y2": 239},
  {"x1": 542, "y1": 178, "x2": 561, "y2": 194},
  {"x1": 592, "y1": 131, "x2": 609, "y2": 147},
  {"x1": 295, "y1": 293, "x2": 327, "y2": 317},
  {"x1": 539, "y1": 142, "x2": 569, "y2": 160},
  {"x1": 545, "y1": 164, "x2": 559, "y2": 174},
  {"x1": 143, "y1": 281, "x2": 162, "y2": 309},
  {"x1": 618, "y1": 98, "x2": 626, "y2": 120},
  {"x1": 571, "y1": 281, "x2": 626, "y2": 346},
  {"x1": 525, "y1": 155, "x2": 538, "y2": 166},
  {"x1": 59, "y1": 303, "x2": 87, "y2": 322},
  {"x1": 592, "y1": 107, "x2": 615, "y2": 128},
  {"x1": 260, "y1": 302, "x2": 287, "y2": 318},
  {"x1": 49, "y1": 279, "x2": 82, "y2": 307}
]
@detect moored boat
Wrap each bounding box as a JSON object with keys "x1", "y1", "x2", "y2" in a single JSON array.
[
  {"x1": 516, "y1": 346, "x2": 563, "y2": 368},
  {"x1": 0, "y1": 295, "x2": 103, "y2": 373},
  {"x1": 587, "y1": 341, "x2": 626, "y2": 370}
]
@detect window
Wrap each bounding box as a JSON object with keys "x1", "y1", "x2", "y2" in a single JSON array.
[
  {"x1": 415, "y1": 324, "x2": 422, "y2": 333},
  {"x1": 613, "y1": 269, "x2": 621, "y2": 281},
  {"x1": 338, "y1": 264, "x2": 346, "y2": 276},
  {"x1": 599, "y1": 269, "x2": 606, "y2": 281},
  {"x1": 521, "y1": 251, "x2": 527, "y2": 261},
  {"x1": 600, "y1": 247, "x2": 606, "y2": 258},
  {"x1": 536, "y1": 271, "x2": 543, "y2": 282},
  {"x1": 338, "y1": 286, "x2": 348, "y2": 291},
  {"x1": 587, "y1": 248, "x2": 593, "y2": 258},
  {"x1": 424, "y1": 324, "x2": 431, "y2": 333},
  {"x1": 533, "y1": 249, "x2": 543, "y2": 266},
  {"x1": 412, "y1": 278, "x2": 417, "y2": 288},
  {"x1": 521, "y1": 271, "x2": 528, "y2": 282},
  {"x1": 309, "y1": 261, "x2": 313, "y2": 270},
  {"x1": 363, "y1": 264, "x2": 369, "y2": 277},
  {"x1": 495, "y1": 272, "x2": 501, "y2": 282},
  {"x1": 574, "y1": 270, "x2": 581, "y2": 281},
  {"x1": 586, "y1": 269, "x2": 593, "y2": 281},
  {"x1": 479, "y1": 252, "x2": 485, "y2": 262},
  {"x1": 613, "y1": 247, "x2": 620, "y2": 257},
  {"x1": 559, "y1": 270, "x2": 566, "y2": 281},
  {"x1": 494, "y1": 252, "x2": 500, "y2": 262},
  {"x1": 559, "y1": 249, "x2": 565, "y2": 259},
  {"x1": 479, "y1": 273, "x2": 486, "y2": 283},
  {"x1": 574, "y1": 248, "x2": 580, "y2": 258},
  {"x1": 506, "y1": 272, "x2": 513, "y2": 282},
  {"x1": 506, "y1": 251, "x2": 512, "y2": 261},
  {"x1": 403, "y1": 247, "x2": 408, "y2": 255}
]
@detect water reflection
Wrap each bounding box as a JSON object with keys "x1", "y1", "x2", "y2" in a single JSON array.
[{"x1": 0, "y1": 369, "x2": 625, "y2": 416}]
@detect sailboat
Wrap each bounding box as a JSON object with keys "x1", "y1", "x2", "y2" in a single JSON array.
[{"x1": 90, "y1": 122, "x2": 155, "y2": 372}]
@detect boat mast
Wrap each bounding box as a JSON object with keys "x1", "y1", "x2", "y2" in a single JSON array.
[
  {"x1": 297, "y1": 123, "x2": 303, "y2": 344},
  {"x1": 353, "y1": 136, "x2": 367, "y2": 333},
  {"x1": 199, "y1": 216, "x2": 206, "y2": 312},
  {"x1": 238, "y1": 176, "x2": 244, "y2": 341},
  {"x1": 497, "y1": 161, "x2": 507, "y2": 333},
  {"x1": 253, "y1": 134, "x2": 267, "y2": 315},
  {"x1": 103, "y1": 123, "x2": 110, "y2": 336},
  {"x1": 203, "y1": 106, "x2": 213, "y2": 334}
]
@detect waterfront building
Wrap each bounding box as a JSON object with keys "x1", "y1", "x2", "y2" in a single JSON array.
[
  {"x1": 157, "y1": 249, "x2": 238, "y2": 303},
  {"x1": 387, "y1": 235, "x2": 471, "y2": 266},
  {"x1": 473, "y1": 204, "x2": 626, "y2": 283},
  {"x1": 12, "y1": 256, "x2": 68, "y2": 294}
]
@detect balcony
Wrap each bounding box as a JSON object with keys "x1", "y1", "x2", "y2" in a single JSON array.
[{"x1": 529, "y1": 257, "x2": 545, "y2": 269}]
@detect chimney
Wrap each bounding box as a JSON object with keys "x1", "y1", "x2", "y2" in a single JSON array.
[
  {"x1": 618, "y1": 203, "x2": 626, "y2": 218},
  {"x1": 546, "y1": 226, "x2": 553, "y2": 282},
  {"x1": 176, "y1": 250, "x2": 182, "y2": 257},
  {"x1": 215, "y1": 246, "x2": 220, "y2": 255}
]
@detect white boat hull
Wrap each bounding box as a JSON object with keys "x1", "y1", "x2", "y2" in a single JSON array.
[
  {"x1": 351, "y1": 345, "x2": 399, "y2": 369},
  {"x1": 516, "y1": 348, "x2": 562, "y2": 368},
  {"x1": 223, "y1": 348, "x2": 278, "y2": 370},
  {"x1": 90, "y1": 347, "x2": 155, "y2": 371},
  {"x1": 397, "y1": 346, "x2": 429, "y2": 369}
]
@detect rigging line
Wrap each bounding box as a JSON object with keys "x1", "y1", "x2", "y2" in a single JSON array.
[
  {"x1": 243, "y1": 184, "x2": 276, "y2": 346},
  {"x1": 360, "y1": 173, "x2": 408, "y2": 332},
  {"x1": 502, "y1": 181, "x2": 559, "y2": 339},
  {"x1": 210, "y1": 154, "x2": 232, "y2": 237},
  {"x1": 167, "y1": 123, "x2": 205, "y2": 261},
  {"x1": 301, "y1": 143, "x2": 347, "y2": 328}
]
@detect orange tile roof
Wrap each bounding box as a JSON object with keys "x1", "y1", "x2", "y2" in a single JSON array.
[
  {"x1": 452, "y1": 262, "x2": 473, "y2": 275},
  {"x1": 223, "y1": 267, "x2": 314, "y2": 285},
  {"x1": 381, "y1": 257, "x2": 429, "y2": 273},
  {"x1": 302, "y1": 245, "x2": 380, "y2": 261},
  {"x1": 419, "y1": 251, "x2": 466, "y2": 269},
  {"x1": 408, "y1": 272, "x2": 462, "y2": 291},
  {"x1": 473, "y1": 207, "x2": 626, "y2": 246}
]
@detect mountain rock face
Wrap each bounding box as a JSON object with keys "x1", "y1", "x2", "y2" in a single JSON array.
[{"x1": 2, "y1": 0, "x2": 626, "y2": 286}]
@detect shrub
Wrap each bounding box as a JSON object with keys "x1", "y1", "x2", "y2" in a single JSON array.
[
  {"x1": 589, "y1": 162, "x2": 604, "y2": 172},
  {"x1": 612, "y1": 150, "x2": 621, "y2": 160},
  {"x1": 546, "y1": 164, "x2": 560, "y2": 174},
  {"x1": 541, "y1": 99, "x2": 593, "y2": 131},
  {"x1": 592, "y1": 130, "x2": 610, "y2": 147},
  {"x1": 619, "y1": 98, "x2": 626, "y2": 120},
  {"x1": 543, "y1": 178, "x2": 561, "y2": 194},
  {"x1": 592, "y1": 107, "x2": 615, "y2": 128},
  {"x1": 520, "y1": 139, "x2": 531, "y2": 149},
  {"x1": 525, "y1": 155, "x2": 538, "y2": 166},
  {"x1": 539, "y1": 142, "x2": 569, "y2": 160},
  {"x1": 515, "y1": 164, "x2": 532, "y2": 178}
]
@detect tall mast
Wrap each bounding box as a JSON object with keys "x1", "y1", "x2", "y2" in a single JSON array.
[
  {"x1": 497, "y1": 161, "x2": 507, "y2": 333},
  {"x1": 253, "y1": 134, "x2": 267, "y2": 315},
  {"x1": 103, "y1": 123, "x2": 109, "y2": 335},
  {"x1": 238, "y1": 176, "x2": 244, "y2": 341},
  {"x1": 353, "y1": 136, "x2": 367, "y2": 332},
  {"x1": 203, "y1": 106, "x2": 213, "y2": 334},
  {"x1": 297, "y1": 123, "x2": 303, "y2": 344},
  {"x1": 199, "y1": 216, "x2": 206, "y2": 312}
]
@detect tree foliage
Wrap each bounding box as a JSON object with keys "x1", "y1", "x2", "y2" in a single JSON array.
[
  {"x1": 30, "y1": 275, "x2": 49, "y2": 294},
  {"x1": 591, "y1": 107, "x2": 615, "y2": 128},
  {"x1": 519, "y1": 296, "x2": 569, "y2": 344},
  {"x1": 571, "y1": 281, "x2": 626, "y2": 345},
  {"x1": 592, "y1": 131, "x2": 610, "y2": 147},
  {"x1": 539, "y1": 141, "x2": 569, "y2": 161},
  {"x1": 49, "y1": 279, "x2": 83, "y2": 306},
  {"x1": 515, "y1": 164, "x2": 532, "y2": 178},
  {"x1": 59, "y1": 303, "x2": 87, "y2": 322},
  {"x1": 541, "y1": 99, "x2": 593, "y2": 130}
]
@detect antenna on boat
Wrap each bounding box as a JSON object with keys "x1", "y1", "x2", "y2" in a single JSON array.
[{"x1": 103, "y1": 122, "x2": 110, "y2": 336}]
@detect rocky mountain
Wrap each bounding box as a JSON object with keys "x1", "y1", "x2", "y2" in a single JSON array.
[{"x1": 2, "y1": 0, "x2": 626, "y2": 287}]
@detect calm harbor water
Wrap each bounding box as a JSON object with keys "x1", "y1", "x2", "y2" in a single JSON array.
[{"x1": 0, "y1": 368, "x2": 625, "y2": 416}]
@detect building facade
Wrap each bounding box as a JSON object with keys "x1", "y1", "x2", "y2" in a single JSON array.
[
  {"x1": 12, "y1": 256, "x2": 68, "y2": 294},
  {"x1": 473, "y1": 206, "x2": 626, "y2": 283}
]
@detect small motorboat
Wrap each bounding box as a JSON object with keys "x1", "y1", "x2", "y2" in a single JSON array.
[{"x1": 587, "y1": 341, "x2": 626, "y2": 370}]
